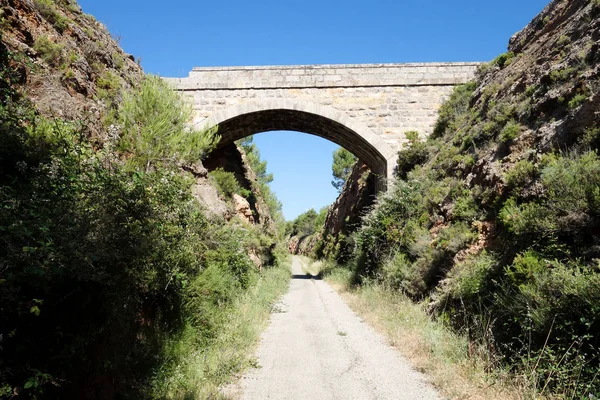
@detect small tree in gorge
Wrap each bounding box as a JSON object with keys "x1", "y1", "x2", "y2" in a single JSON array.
[{"x1": 331, "y1": 147, "x2": 357, "y2": 192}]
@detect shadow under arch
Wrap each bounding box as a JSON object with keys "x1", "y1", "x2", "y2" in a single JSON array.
[{"x1": 198, "y1": 99, "x2": 397, "y2": 188}]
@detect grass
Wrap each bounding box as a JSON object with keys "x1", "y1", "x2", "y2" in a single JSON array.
[
  {"x1": 306, "y1": 259, "x2": 545, "y2": 400},
  {"x1": 151, "y1": 257, "x2": 291, "y2": 399}
]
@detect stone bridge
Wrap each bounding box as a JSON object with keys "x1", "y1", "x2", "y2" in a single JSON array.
[{"x1": 165, "y1": 63, "x2": 480, "y2": 182}]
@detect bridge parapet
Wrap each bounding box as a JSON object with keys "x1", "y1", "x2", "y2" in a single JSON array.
[{"x1": 165, "y1": 62, "x2": 480, "y2": 90}]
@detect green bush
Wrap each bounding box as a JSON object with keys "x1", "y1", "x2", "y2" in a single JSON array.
[
  {"x1": 33, "y1": 36, "x2": 63, "y2": 66},
  {"x1": 381, "y1": 252, "x2": 419, "y2": 292},
  {"x1": 437, "y1": 250, "x2": 497, "y2": 301},
  {"x1": 33, "y1": 0, "x2": 69, "y2": 32},
  {"x1": 452, "y1": 193, "x2": 480, "y2": 221},
  {"x1": 500, "y1": 151, "x2": 600, "y2": 239},
  {"x1": 112, "y1": 52, "x2": 125, "y2": 70},
  {"x1": 118, "y1": 75, "x2": 220, "y2": 170},
  {"x1": 96, "y1": 70, "x2": 121, "y2": 102},
  {"x1": 492, "y1": 51, "x2": 515, "y2": 68},
  {"x1": 432, "y1": 82, "x2": 477, "y2": 138},
  {"x1": 504, "y1": 159, "x2": 536, "y2": 192},
  {"x1": 568, "y1": 93, "x2": 588, "y2": 109},
  {"x1": 396, "y1": 139, "x2": 429, "y2": 180},
  {"x1": 549, "y1": 66, "x2": 576, "y2": 83},
  {"x1": 209, "y1": 167, "x2": 250, "y2": 199},
  {"x1": 435, "y1": 222, "x2": 477, "y2": 254},
  {"x1": 578, "y1": 125, "x2": 600, "y2": 150},
  {"x1": 499, "y1": 120, "x2": 521, "y2": 143}
]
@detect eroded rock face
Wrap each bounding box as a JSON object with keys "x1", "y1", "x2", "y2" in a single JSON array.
[
  {"x1": 191, "y1": 180, "x2": 228, "y2": 217},
  {"x1": 2, "y1": 0, "x2": 143, "y2": 139},
  {"x1": 323, "y1": 162, "x2": 376, "y2": 239},
  {"x1": 203, "y1": 143, "x2": 276, "y2": 232},
  {"x1": 233, "y1": 193, "x2": 255, "y2": 224}
]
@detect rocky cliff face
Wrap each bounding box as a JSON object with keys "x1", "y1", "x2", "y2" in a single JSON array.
[
  {"x1": 463, "y1": 0, "x2": 600, "y2": 194},
  {"x1": 203, "y1": 143, "x2": 276, "y2": 230},
  {"x1": 2, "y1": 0, "x2": 142, "y2": 137},
  {"x1": 1, "y1": 0, "x2": 273, "y2": 229}
]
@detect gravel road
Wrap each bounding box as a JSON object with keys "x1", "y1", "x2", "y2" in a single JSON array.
[{"x1": 237, "y1": 256, "x2": 441, "y2": 400}]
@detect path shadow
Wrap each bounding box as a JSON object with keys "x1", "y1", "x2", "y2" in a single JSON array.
[{"x1": 292, "y1": 274, "x2": 322, "y2": 280}]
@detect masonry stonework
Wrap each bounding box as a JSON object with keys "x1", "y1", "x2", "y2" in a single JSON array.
[{"x1": 165, "y1": 63, "x2": 480, "y2": 181}]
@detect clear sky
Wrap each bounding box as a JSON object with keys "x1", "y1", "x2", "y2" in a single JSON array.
[{"x1": 78, "y1": 0, "x2": 549, "y2": 220}]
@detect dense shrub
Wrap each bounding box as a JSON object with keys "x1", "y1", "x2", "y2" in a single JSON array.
[
  {"x1": 209, "y1": 167, "x2": 250, "y2": 199},
  {"x1": 0, "y1": 57, "x2": 280, "y2": 398},
  {"x1": 33, "y1": 0, "x2": 69, "y2": 32},
  {"x1": 118, "y1": 75, "x2": 219, "y2": 171},
  {"x1": 432, "y1": 81, "x2": 476, "y2": 138},
  {"x1": 33, "y1": 36, "x2": 64, "y2": 65},
  {"x1": 396, "y1": 139, "x2": 429, "y2": 179}
]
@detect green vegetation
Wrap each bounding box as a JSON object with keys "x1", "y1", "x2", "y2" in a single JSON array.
[
  {"x1": 0, "y1": 45, "x2": 287, "y2": 398},
  {"x1": 311, "y1": 37, "x2": 600, "y2": 397},
  {"x1": 493, "y1": 51, "x2": 516, "y2": 68},
  {"x1": 568, "y1": 92, "x2": 588, "y2": 109},
  {"x1": 209, "y1": 167, "x2": 251, "y2": 199},
  {"x1": 118, "y1": 75, "x2": 219, "y2": 171},
  {"x1": 331, "y1": 147, "x2": 358, "y2": 191},
  {"x1": 499, "y1": 120, "x2": 521, "y2": 143},
  {"x1": 151, "y1": 249, "x2": 290, "y2": 399},
  {"x1": 396, "y1": 131, "x2": 428, "y2": 179},
  {"x1": 550, "y1": 66, "x2": 576, "y2": 83},
  {"x1": 33, "y1": 36, "x2": 64, "y2": 66},
  {"x1": 287, "y1": 206, "x2": 328, "y2": 238},
  {"x1": 239, "y1": 136, "x2": 285, "y2": 235},
  {"x1": 96, "y1": 69, "x2": 121, "y2": 102},
  {"x1": 112, "y1": 51, "x2": 125, "y2": 70},
  {"x1": 33, "y1": 0, "x2": 70, "y2": 32}
]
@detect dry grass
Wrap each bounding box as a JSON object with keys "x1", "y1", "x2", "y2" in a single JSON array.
[{"x1": 318, "y1": 263, "x2": 549, "y2": 400}]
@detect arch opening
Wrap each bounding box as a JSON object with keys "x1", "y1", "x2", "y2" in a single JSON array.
[{"x1": 198, "y1": 100, "x2": 397, "y2": 190}]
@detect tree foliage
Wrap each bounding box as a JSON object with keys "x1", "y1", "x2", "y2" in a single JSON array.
[
  {"x1": 118, "y1": 75, "x2": 220, "y2": 170},
  {"x1": 288, "y1": 206, "x2": 328, "y2": 238},
  {"x1": 331, "y1": 147, "x2": 357, "y2": 192}
]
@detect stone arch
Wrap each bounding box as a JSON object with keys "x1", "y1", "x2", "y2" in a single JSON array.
[{"x1": 195, "y1": 99, "x2": 397, "y2": 185}]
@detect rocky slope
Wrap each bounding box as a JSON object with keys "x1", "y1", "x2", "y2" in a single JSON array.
[
  {"x1": 2, "y1": 0, "x2": 142, "y2": 137},
  {"x1": 340, "y1": 0, "x2": 600, "y2": 396},
  {"x1": 314, "y1": 162, "x2": 376, "y2": 261},
  {"x1": 1, "y1": 0, "x2": 272, "y2": 225}
]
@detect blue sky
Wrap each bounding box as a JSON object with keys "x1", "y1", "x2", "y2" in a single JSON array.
[{"x1": 78, "y1": 0, "x2": 549, "y2": 220}]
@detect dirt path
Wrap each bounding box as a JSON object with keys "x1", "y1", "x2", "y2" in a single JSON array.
[{"x1": 236, "y1": 256, "x2": 441, "y2": 400}]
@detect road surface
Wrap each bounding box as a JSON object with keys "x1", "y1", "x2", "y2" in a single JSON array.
[{"x1": 236, "y1": 256, "x2": 441, "y2": 400}]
